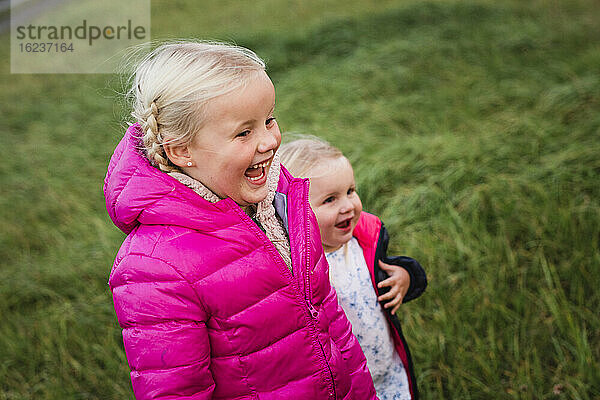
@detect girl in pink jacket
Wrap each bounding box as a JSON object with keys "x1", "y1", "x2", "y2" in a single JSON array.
[
  {"x1": 279, "y1": 138, "x2": 428, "y2": 400},
  {"x1": 104, "y1": 41, "x2": 377, "y2": 399}
]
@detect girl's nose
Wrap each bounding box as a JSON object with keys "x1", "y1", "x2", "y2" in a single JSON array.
[{"x1": 257, "y1": 128, "x2": 279, "y2": 154}]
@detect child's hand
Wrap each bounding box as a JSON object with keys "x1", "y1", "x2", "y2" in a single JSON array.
[{"x1": 377, "y1": 260, "x2": 410, "y2": 315}]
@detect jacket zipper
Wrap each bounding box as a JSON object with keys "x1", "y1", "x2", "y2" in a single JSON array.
[
  {"x1": 304, "y1": 203, "x2": 318, "y2": 317},
  {"x1": 303, "y1": 182, "x2": 316, "y2": 315},
  {"x1": 302, "y1": 181, "x2": 336, "y2": 399}
]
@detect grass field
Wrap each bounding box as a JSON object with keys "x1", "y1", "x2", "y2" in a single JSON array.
[{"x1": 1, "y1": 0, "x2": 599, "y2": 399}]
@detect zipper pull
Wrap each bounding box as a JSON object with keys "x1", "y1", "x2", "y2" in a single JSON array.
[{"x1": 307, "y1": 302, "x2": 319, "y2": 319}]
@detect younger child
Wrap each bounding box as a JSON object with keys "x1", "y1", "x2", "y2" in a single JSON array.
[
  {"x1": 104, "y1": 42, "x2": 378, "y2": 399},
  {"x1": 279, "y1": 137, "x2": 427, "y2": 400}
]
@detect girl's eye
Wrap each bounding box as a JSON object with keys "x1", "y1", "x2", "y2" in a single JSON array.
[
  {"x1": 347, "y1": 187, "x2": 355, "y2": 195},
  {"x1": 236, "y1": 130, "x2": 251, "y2": 138},
  {"x1": 323, "y1": 196, "x2": 335, "y2": 204},
  {"x1": 266, "y1": 117, "x2": 276, "y2": 128}
]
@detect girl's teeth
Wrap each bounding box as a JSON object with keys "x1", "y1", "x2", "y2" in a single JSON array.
[
  {"x1": 246, "y1": 159, "x2": 270, "y2": 182},
  {"x1": 250, "y1": 161, "x2": 269, "y2": 169},
  {"x1": 247, "y1": 170, "x2": 265, "y2": 181}
]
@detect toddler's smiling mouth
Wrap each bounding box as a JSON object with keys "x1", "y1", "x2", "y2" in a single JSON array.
[{"x1": 335, "y1": 218, "x2": 353, "y2": 230}]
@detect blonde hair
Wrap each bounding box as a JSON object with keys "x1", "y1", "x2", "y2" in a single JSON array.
[
  {"x1": 127, "y1": 40, "x2": 266, "y2": 172},
  {"x1": 278, "y1": 135, "x2": 346, "y2": 179},
  {"x1": 280, "y1": 135, "x2": 354, "y2": 258}
]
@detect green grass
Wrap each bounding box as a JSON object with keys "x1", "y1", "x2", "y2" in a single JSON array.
[{"x1": 1, "y1": 0, "x2": 599, "y2": 398}]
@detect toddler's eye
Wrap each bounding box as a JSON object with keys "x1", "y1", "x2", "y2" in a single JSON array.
[
  {"x1": 236, "y1": 130, "x2": 251, "y2": 138},
  {"x1": 347, "y1": 187, "x2": 355, "y2": 195},
  {"x1": 266, "y1": 117, "x2": 276, "y2": 128},
  {"x1": 323, "y1": 196, "x2": 335, "y2": 204}
]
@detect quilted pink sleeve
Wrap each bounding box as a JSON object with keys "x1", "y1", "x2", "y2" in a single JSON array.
[
  {"x1": 110, "y1": 253, "x2": 215, "y2": 399},
  {"x1": 322, "y1": 273, "x2": 378, "y2": 399}
]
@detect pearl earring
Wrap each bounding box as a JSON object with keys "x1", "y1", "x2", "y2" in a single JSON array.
[{"x1": 186, "y1": 161, "x2": 193, "y2": 167}]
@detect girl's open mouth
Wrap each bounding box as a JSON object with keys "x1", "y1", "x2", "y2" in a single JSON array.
[{"x1": 244, "y1": 158, "x2": 272, "y2": 185}]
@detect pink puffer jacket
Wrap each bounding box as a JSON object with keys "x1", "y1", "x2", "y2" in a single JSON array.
[{"x1": 104, "y1": 125, "x2": 377, "y2": 400}]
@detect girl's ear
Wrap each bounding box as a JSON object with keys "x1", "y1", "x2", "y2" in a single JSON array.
[{"x1": 163, "y1": 144, "x2": 193, "y2": 168}]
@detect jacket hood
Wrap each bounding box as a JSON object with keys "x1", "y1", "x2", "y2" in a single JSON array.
[{"x1": 104, "y1": 124, "x2": 243, "y2": 235}]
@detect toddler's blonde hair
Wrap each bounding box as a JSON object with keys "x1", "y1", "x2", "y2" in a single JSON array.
[
  {"x1": 278, "y1": 135, "x2": 345, "y2": 179},
  {"x1": 127, "y1": 40, "x2": 266, "y2": 172},
  {"x1": 280, "y1": 135, "x2": 355, "y2": 258}
]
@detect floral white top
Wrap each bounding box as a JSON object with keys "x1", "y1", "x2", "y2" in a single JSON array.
[{"x1": 326, "y1": 237, "x2": 411, "y2": 400}]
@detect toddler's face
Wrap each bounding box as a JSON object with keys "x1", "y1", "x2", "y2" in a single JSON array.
[
  {"x1": 184, "y1": 71, "x2": 281, "y2": 206},
  {"x1": 308, "y1": 157, "x2": 363, "y2": 253}
]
